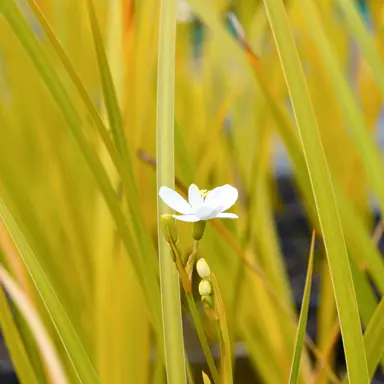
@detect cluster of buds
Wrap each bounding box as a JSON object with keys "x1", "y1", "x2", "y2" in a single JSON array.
[{"x1": 196, "y1": 258, "x2": 213, "y2": 308}]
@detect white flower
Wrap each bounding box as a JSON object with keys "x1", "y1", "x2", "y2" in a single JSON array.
[
  {"x1": 159, "y1": 184, "x2": 239, "y2": 222},
  {"x1": 177, "y1": 0, "x2": 194, "y2": 23}
]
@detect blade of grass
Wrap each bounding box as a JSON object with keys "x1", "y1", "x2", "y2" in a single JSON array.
[
  {"x1": 0, "y1": 0, "x2": 162, "y2": 334},
  {"x1": 156, "y1": 0, "x2": 186, "y2": 383},
  {"x1": 211, "y1": 273, "x2": 232, "y2": 384},
  {"x1": 24, "y1": 0, "x2": 162, "y2": 315},
  {"x1": 298, "y1": 0, "x2": 384, "y2": 221},
  {"x1": 186, "y1": 0, "x2": 384, "y2": 299},
  {"x1": 0, "y1": 282, "x2": 39, "y2": 384},
  {"x1": 0, "y1": 265, "x2": 67, "y2": 384},
  {"x1": 336, "y1": 0, "x2": 384, "y2": 97},
  {"x1": 24, "y1": 0, "x2": 138, "y2": 200},
  {"x1": 362, "y1": 298, "x2": 384, "y2": 381},
  {"x1": 289, "y1": 231, "x2": 315, "y2": 384},
  {"x1": 0, "y1": 199, "x2": 98, "y2": 383},
  {"x1": 85, "y1": 2, "x2": 164, "y2": 344},
  {"x1": 315, "y1": 256, "x2": 382, "y2": 382},
  {"x1": 343, "y1": 297, "x2": 384, "y2": 383},
  {"x1": 260, "y1": 1, "x2": 368, "y2": 382},
  {"x1": 167, "y1": 4, "x2": 380, "y2": 380},
  {"x1": 85, "y1": 0, "x2": 129, "y2": 161},
  {"x1": 202, "y1": 371, "x2": 212, "y2": 384}
]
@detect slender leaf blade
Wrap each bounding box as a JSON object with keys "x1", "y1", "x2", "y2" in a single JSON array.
[
  {"x1": 211, "y1": 273, "x2": 232, "y2": 384},
  {"x1": 0, "y1": 0, "x2": 162, "y2": 335},
  {"x1": 156, "y1": 0, "x2": 186, "y2": 383},
  {"x1": 260, "y1": 0, "x2": 369, "y2": 382},
  {"x1": 0, "y1": 283, "x2": 39, "y2": 384},
  {"x1": 0, "y1": 265, "x2": 67, "y2": 384},
  {"x1": 289, "y1": 231, "x2": 315, "y2": 384},
  {"x1": 0, "y1": 199, "x2": 99, "y2": 383},
  {"x1": 344, "y1": 298, "x2": 384, "y2": 383},
  {"x1": 202, "y1": 371, "x2": 212, "y2": 384}
]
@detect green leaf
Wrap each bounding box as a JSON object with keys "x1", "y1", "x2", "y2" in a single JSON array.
[
  {"x1": 349, "y1": 257, "x2": 378, "y2": 325},
  {"x1": 336, "y1": 0, "x2": 384, "y2": 97},
  {"x1": 211, "y1": 273, "x2": 232, "y2": 384},
  {"x1": 0, "y1": 199, "x2": 98, "y2": 383},
  {"x1": 260, "y1": 1, "x2": 369, "y2": 382},
  {"x1": 86, "y1": 0, "x2": 129, "y2": 161},
  {"x1": 202, "y1": 371, "x2": 212, "y2": 384},
  {"x1": 0, "y1": 0, "x2": 161, "y2": 334},
  {"x1": 85, "y1": 1, "x2": 163, "y2": 340},
  {"x1": 0, "y1": 265, "x2": 68, "y2": 384},
  {"x1": 344, "y1": 298, "x2": 384, "y2": 383},
  {"x1": 363, "y1": 298, "x2": 384, "y2": 381},
  {"x1": 298, "y1": 0, "x2": 384, "y2": 228},
  {"x1": 289, "y1": 232, "x2": 315, "y2": 384},
  {"x1": 156, "y1": 0, "x2": 186, "y2": 383},
  {"x1": 24, "y1": 1, "x2": 162, "y2": 320},
  {"x1": 0, "y1": 282, "x2": 39, "y2": 384}
]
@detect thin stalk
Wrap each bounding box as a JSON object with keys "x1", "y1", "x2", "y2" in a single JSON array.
[
  {"x1": 156, "y1": 0, "x2": 186, "y2": 383},
  {"x1": 187, "y1": 242, "x2": 219, "y2": 383},
  {"x1": 185, "y1": 293, "x2": 220, "y2": 384}
]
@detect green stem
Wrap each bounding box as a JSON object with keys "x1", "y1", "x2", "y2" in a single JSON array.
[
  {"x1": 193, "y1": 240, "x2": 199, "y2": 254},
  {"x1": 187, "y1": 239, "x2": 219, "y2": 383},
  {"x1": 186, "y1": 293, "x2": 220, "y2": 384},
  {"x1": 156, "y1": 0, "x2": 186, "y2": 383}
]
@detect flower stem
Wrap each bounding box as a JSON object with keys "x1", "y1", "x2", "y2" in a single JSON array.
[
  {"x1": 156, "y1": 0, "x2": 186, "y2": 382},
  {"x1": 186, "y1": 239, "x2": 219, "y2": 383},
  {"x1": 193, "y1": 240, "x2": 199, "y2": 254},
  {"x1": 185, "y1": 292, "x2": 220, "y2": 384}
]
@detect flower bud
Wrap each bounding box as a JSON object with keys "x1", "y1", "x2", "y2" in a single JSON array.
[
  {"x1": 161, "y1": 214, "x2": 178, "y2": 244},
  {"x1": 199, "y1": 280, "x2": 212, "y2": 296},
  {"x1": 192, "y1": 220, "x2": 206, "y2": 241},
  {"x1": 196, "y1": 258, "x2": 211, "y2": 279}
]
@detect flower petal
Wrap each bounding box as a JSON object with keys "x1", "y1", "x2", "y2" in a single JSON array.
[
  {"x1": 188, "y1": 184, "x2": 203, "y2": 208},
  {"x1": 216, "y1": 212, "x2": 239, "y2": 219},
  {"x1": 159, "y1": 186, "x2": 192, "y2": 214},
  {"x1": 203, "y1": 185, "x2": 225, "y2": 205},
  {"x1": 194, "y1": 205, "x2": 222, "y2": 220},
  {"x1": 173, "y1": 214, "x2": 201, "y2": 222},
  {"x1": 205, "y1": 184, "x2": 238, "y2": 212}
]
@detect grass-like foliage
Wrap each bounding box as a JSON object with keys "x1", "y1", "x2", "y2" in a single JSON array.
[{"x1": 0, "y1": 0, "x2": 383, "y2": 383}]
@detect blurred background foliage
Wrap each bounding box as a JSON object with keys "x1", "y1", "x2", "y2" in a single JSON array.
[{"x1": 0, "y1": 0, "x2": 383, "y2": 383}]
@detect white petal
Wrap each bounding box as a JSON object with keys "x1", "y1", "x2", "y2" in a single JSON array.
[
  {"x1": 173, "y1": 214, "x2": 201, "y2": 222},
  {"x1": 203, "y1": 186, "x2": 225, "y2": 205},
  {"x1": 188, "y1": 184, "x2": 203, "y2": 208},
  {"x1": 194, "y1": 205, "x2": 222, "y2": 220},
  {"x1": 205, "y1": 184, "x2": 238, "y2": 212},
  {"x1": 216, "y1": 212, "x2": 239, "y2": 219},
  {"x1": 159, "y1": 186, "x2": 192, "y2": 214}
]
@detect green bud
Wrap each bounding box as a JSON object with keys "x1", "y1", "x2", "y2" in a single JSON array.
[
  {"x1": 161, "y1": 214, "x2": 178, "y2": 244},
  {"x1": 192, "y1": 220, "x2": 206, "y2": 241}
]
